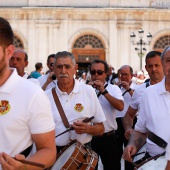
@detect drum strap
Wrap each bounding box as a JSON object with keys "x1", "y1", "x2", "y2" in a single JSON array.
[
  {"x1": 52, "y1": 88, "x2": 70, "y2": 128},
  {"x1": 134, "y1": 151, "x2": 165, "y2": 169},
  {"x1": 145, "y1": 81, "x2": 150, "y2": 88},
  {"x1": 148, "y1": 131, "x2": 167, "y2": 149}
]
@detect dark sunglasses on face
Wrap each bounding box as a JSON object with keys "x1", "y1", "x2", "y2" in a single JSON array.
[
  {"x1": 49, "y1": 63, "x2": 54, "y2": 67},
  {"x1": 90, "y1": 70, "x2": 105, "y2": 75}
]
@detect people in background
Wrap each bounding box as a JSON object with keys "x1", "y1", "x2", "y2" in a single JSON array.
[
  {"x1": 106, "y1": 65, "x2": 118, "y2": 84},
  {"x1": 38, "y1": 54, "x2": 56, "y2": 90},
  {"x1": 78, "y1": 72, "x2": 87, "y2": 83},
  {"x1": 136, "y1": 70, "x2": 146, "y2": 84},
  {"x1": 123, "y1": 51, "x2": 164, "y2": 142},
  {"x1": 116, "y1": 65, "x2": 137, "y2": 170},
  {"x1": 28, "y1": 62, "x2": 43, "y2": 79},
  {"x1": 9, "y1": 49, "x2": 29, "y2": 78},
  {"x1": 88, "y1": 59, "x2": 124, "y2": 170}
]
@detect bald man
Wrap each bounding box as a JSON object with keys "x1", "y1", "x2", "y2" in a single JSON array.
[{"x1": 9, "y1": 49, "x2": 29, "y2": 78}]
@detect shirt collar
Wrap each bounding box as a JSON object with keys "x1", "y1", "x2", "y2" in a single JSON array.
[
  {"x1": 158, "y1": 77, "x2": 167, "y2": 95},
  {"x1": 0, "y1": 68, "x2": 20, "y2": 94},
  {"x1": 55, "y1": 79, "x2": 81, "y2": 96},
  {"x1": 23, "y1": 73, "x2": 29, "y2": 79}
]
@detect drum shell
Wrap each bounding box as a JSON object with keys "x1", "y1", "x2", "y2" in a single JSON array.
[{"x1": 49, "y1": 140, "x2": 98, "y2": 170}]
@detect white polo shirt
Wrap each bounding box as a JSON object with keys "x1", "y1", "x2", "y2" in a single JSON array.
[
  {"x1": 21, "y1": 71, "x2": 40, "y2": 86},
  {"x1": 45, "y1": 80, "x2": 106, "y2": 146},
  {"x1": 135, "y1": 77, "x2": 170, "y2": 156},
  {"x1": 130, "y1": 82, "x2": 150, "y2": 110},
  {"x1": 116, "y1": 82, "x2": 137, "y2": 118},
  {"x1": 97, "y1": 83, "x2": 123, "y2": 131},
  {"x1": 0, "y1": 69, "x2": 55, "y2": 157},
  {"x1": 38, "y1": 73, "x2": 56, "y2": 90},
  {"x1": 23, "y1": 72, "x2": 29, "y2": 79}
]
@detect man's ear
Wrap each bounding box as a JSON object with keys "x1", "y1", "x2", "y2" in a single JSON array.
[
  {"x1": 6, "y1": 45, "x2": 15, "y2": 59},
  {"x1": 25, "y1": 61, "x2": 29, "y2": 67}
]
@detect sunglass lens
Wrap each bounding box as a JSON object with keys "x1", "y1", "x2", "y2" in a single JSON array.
[
  {"x1": 90, "y1": 70, "x2": 96, "y2": 75},
  {"x1": 97, "y1": 70, "x2": 104, "y2": 75},
  {"x1": 90, "y1": 70, "x2": 104, "y2": 75}
]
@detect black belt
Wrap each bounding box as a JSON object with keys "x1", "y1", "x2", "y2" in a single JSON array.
[
  {"x1": 20, "y1": 144, "x2": 33, "y2": 157},
  {"x1": 93, "y1": 130, "x2": 115, "y2": 138},
  {"x1": 148, "y1": 131, "x2": 167, "y2": 149}
]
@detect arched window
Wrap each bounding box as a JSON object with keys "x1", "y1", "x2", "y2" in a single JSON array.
[
  {"x1": 72, "y1": 34, "x2": 105, "y2": 65},
  {"x1": 73, "y1": 34, "x2": 104, "y2": 48},
  {"x1": 154, "y1": 35, "x2": 170, "y2": 51},
  {"x1": 13, "y1": 35, "x2": 24, "y2": 49}
]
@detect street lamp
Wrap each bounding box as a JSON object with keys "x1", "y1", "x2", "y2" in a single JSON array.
[{"x1": 130, "y1": 28, "x2": 152, "y2": 70}]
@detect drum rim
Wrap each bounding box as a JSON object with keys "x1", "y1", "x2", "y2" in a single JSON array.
[{"x1": 56, "y1": 140, "x2": 77, "y2": 160}]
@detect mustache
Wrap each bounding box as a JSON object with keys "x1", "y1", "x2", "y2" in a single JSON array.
[{"x1": 59, "y1": 74, "x2": 69, "y2": 78}]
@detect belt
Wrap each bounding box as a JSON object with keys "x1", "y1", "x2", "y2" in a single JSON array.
[
  {"x1": 93, "y1": 130, "x2": 115, "y2": 138},
  {"x1": 20, "y1": 144, "x2": 33, "y2": 157}
]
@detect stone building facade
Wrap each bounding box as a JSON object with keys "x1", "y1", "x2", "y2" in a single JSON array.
[{"x1": 0, "y1": 0, "x2": 170, "y2": 74}]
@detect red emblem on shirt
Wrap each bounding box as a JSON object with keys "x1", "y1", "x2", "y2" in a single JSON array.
[
  {"x1": 74, "y1": 103, "x2": 84, "y2": 112},
  {"x1": 0, "y1": 100, "x2": 11, "y2": 116}
]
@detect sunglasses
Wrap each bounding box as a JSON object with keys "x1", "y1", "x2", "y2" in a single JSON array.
[
  {"x1": 90, "y1": 70, "x2": 105, "y2": 75},
  {"x1": 49, "y1": 63, "x2": 54, "y2": 67}
]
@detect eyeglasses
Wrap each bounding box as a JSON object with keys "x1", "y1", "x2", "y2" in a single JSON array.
[
  {"x1": 90, "y1": 70, "x2": 105, "y2": 75},
  {"x1": 120, "y1": 73, "x2": 130, "y2": 77},
  {"x1": 49, "y1": 63, "x2": 54, "y2": 67}
]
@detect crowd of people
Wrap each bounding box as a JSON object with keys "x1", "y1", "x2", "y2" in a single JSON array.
[{"x1": 0, "y1": 16, "x2": 170, "y2": 170}]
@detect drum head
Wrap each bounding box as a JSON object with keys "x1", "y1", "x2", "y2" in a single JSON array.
[{"x1": 51, "y1": 142, "x2": 76, "y2": 170}]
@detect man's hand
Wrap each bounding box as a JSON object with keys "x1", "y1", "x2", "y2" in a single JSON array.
[
  {"x1": 122, "y1": 145, "x2": 137, "y2": 162},
  {"x1": 71, "y1": 120, "x2": 90, "y2": 134},
  {"x1": 124, "y1": 128, "x2": 134, "y2": 140},
  {"x1": 0, "y1": 152, "x2": 25, "y2": 170},
  {"x1": 92, "y1": 80, "x2": 105, "y2": 93},
  {"x1": 46, "y1": 72, "x2": 55, "y2": 84},
  {"x1": 121, "y1": 81, "x2": 130, "y2": 90}
]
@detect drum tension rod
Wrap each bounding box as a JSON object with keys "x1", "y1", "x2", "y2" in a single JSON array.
[
  {"x1": 84, "y1": 153, "x2": 88, "y2": 159},
  {"x1": 77, "y1": 162, "x2": 83, "y2": 169}
]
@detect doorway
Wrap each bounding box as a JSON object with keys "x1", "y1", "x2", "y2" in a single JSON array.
[{"x1": 72, "y1": 34, "x2": 105, "y2": 78}]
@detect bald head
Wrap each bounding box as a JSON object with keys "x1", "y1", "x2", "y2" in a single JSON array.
[{"x1": 9, "y1": 49, "x2": 28, "y2": 77}]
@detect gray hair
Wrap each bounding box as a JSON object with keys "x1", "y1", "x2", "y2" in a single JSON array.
[
  {"x1": 161, "y1": 46, "x2": 170, "y2": 60},
  {"x1": 54, "y1": 51, "x2": 76, "y2": 65}
]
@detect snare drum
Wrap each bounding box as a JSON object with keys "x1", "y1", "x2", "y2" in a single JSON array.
[
  {"x1": 134, "y1": 155, "x2": 166, "y2": 170},
  {"x1": 50, "y1": 140, "x2": 98, "y2": 170}
]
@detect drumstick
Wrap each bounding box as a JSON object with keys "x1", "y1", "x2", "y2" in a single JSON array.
[
  {"x1": 55, "y1": 116, "x2": 94, "y2": 138},
  {"x1": 14, "y1": 158, "x2": 45, "y2": 168},
  {"x1": 131, "y1": 151, "x2": 145, "y2": 158}
]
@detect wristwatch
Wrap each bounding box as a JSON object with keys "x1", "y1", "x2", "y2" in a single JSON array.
[{"x1": 102, "y1": 89, "x2": 108, "y2": 95}]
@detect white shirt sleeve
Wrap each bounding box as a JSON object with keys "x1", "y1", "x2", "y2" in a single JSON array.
[
  {"x1": 28, "y1": 89, "x2": 55, "y2": 133},
  {"x1": 134, "y1": 91, "x2": 148, "y2": 133}
]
